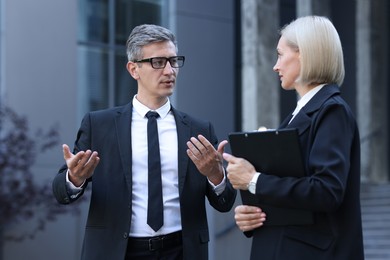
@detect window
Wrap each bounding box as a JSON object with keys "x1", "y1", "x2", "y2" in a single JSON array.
[{"x1": 77, "y1": 0, "x2": 165, "y2": 118}]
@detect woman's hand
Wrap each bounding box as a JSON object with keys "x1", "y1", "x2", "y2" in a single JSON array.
[
  {"x1": 223, "y1": 153, "x2": 256, "y2": 190},
  {"x1": 235, "y1": 205, "x2": 266, "y2": 232}
]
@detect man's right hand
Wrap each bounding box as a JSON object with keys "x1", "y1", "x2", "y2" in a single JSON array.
[{"x1": 63, "y1": 144, "x2": 100, "y2": 187}]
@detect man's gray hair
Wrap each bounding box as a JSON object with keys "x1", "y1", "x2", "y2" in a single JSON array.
[{"x1": 126, "y1": 24, "x2": 178, "y2": 61}]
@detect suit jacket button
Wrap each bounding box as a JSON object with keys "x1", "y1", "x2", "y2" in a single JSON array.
[{"x1": 123, "y1": 232, "x2": 128, "y2": 239}]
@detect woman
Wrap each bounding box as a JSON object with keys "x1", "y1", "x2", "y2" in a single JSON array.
[{"x1": 223, "y1": 16, "x2": 364, "y2": 259}]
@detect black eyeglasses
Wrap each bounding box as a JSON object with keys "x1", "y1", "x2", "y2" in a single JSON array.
[{"x1": 134, "y1": 56, "x2": 185, "y2": 69}]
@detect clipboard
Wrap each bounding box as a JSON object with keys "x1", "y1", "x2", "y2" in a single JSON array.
[{"x1": 228, "y1": 128, "x2": 313, "y2": 226}]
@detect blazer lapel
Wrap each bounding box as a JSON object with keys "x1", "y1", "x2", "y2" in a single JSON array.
[
  {"x1": 287, "y1": 112, "x2": 312, "y2": 135},
  {"x1": 281, "y1": 84, "x2": 341, "y2": 136},
  {"x1": 279, "y1": 109, "x2": 311, "y2": 135},
  {"x1": 171, "y1": 107, "x2": 191, "y2": 196},
  {"x1": 279, "y1": 113, "x2": 293, "y2": 128},
  {"x1": 115, "y1": 102, "x2": 133, "y2": 193}
]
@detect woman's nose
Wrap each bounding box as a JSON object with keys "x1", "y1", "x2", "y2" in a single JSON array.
[{"x1": 273, "y1": 63, "x2": 278, "y2": 72}]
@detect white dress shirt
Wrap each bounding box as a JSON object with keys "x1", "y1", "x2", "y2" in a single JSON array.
[{"x1": 130, "y1": 96, "x2": 181, "y2": 237}]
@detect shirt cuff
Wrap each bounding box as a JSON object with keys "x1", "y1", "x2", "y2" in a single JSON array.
[
  {"x1": 66, "y1": 170, "x2": 85, "y2": 198},
  {"x1": 251, "y1": 172, "x2": 261, "y2": 185},
  {"x1": 208, "y1": 169, "x2": 227, "y2": 196}
]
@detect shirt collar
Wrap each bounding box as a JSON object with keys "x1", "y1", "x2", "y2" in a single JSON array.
[
  {"x1": 293, "y1": 84, "x2": 326, "y2": 116},
  {"x1": 132, "y1": 95, "x2": 171, "y2": 119}
]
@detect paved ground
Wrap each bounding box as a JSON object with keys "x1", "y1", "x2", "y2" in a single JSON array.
[{"x1": 361, "y1": 183, "x2": 390, "y2": 260}]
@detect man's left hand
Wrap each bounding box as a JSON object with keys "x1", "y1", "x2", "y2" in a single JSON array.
[{"x1": 186, "y1": 134, "x2": 227, "y2": 185}]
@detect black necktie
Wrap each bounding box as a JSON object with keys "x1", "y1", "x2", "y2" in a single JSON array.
[{"x1": 146, "y1": 111, "x2": 163, "y2": 232}]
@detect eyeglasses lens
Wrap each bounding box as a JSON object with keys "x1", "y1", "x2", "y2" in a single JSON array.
[{"x1": 151, "y1": 57, "x2": 184, "y2": 69}]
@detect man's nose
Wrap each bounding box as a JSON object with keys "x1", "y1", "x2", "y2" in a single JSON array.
[{"x1": 163, "y1": 61, "x2": 174, "y2": 74}]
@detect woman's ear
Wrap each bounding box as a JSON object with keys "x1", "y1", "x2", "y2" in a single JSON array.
[{"x1": 127, "y1": 61, "x2": 139, "y2": 80}]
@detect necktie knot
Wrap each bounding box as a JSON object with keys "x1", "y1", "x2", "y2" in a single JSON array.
[{"x1": 146, "y1": 111, "x2": 159, "y2": 119}]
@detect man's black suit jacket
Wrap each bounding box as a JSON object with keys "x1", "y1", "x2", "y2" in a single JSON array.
[{"x1": 52, "y1": 103, "x2": 237, "y2": 260}]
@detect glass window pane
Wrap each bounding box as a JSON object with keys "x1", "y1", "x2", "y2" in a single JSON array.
[
  {"x1": 115, "y1": 0, "x2": 162, "y2": 45},
  {"x1": 78, "y1": 0, "x2": 165, "y2": 116},
  {"x1": 115, "y1": 52, "x2": 137, "y2": 106},
  {"x1": 78, "y1": 46, "x2": 109, "y2": 117},
  {"x1": 78, "y1": 0, "x2": 109, "y2": 43}
]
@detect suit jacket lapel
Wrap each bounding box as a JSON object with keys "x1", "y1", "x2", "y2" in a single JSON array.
[
  {"x1": 279, "y1": 113, "x2": 293, "y2": 128},
  {"x1": 171, "y1": 107, "x2": 191, "y2": 196},
  {"x1": 280, "y1": 84, "x2": 341, "y2": 136},
  {"x1": 115, "y1": 102, "x2": 133, "y2": 193}
]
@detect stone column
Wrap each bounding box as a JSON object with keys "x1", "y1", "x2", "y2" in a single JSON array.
[
  {"x1": 0, "y1": 0, "x2": 5, "y2": 105},
  {"x1": 296, "y1": 0, "x2": 331, "y2": 17},
  {"x1": 356, "y1": 0, "x2": 389, "y2": 182},
  {"x1": 241, "y1": 0, "x2": 280, "y2": 131}
]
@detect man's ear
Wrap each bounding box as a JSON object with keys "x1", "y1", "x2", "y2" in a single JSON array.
[{"x1": 127, "y1": 61, "x2": 139, "y2": 80}]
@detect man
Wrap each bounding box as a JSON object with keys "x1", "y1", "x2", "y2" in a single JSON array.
[{"x1": 52, "y1": 24, "x2": 236, "y2": 260}]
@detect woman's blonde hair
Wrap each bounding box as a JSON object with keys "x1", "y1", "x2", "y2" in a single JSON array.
[{"x1": 281, "y1": 16, "x2": 345, "y2": 86}]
